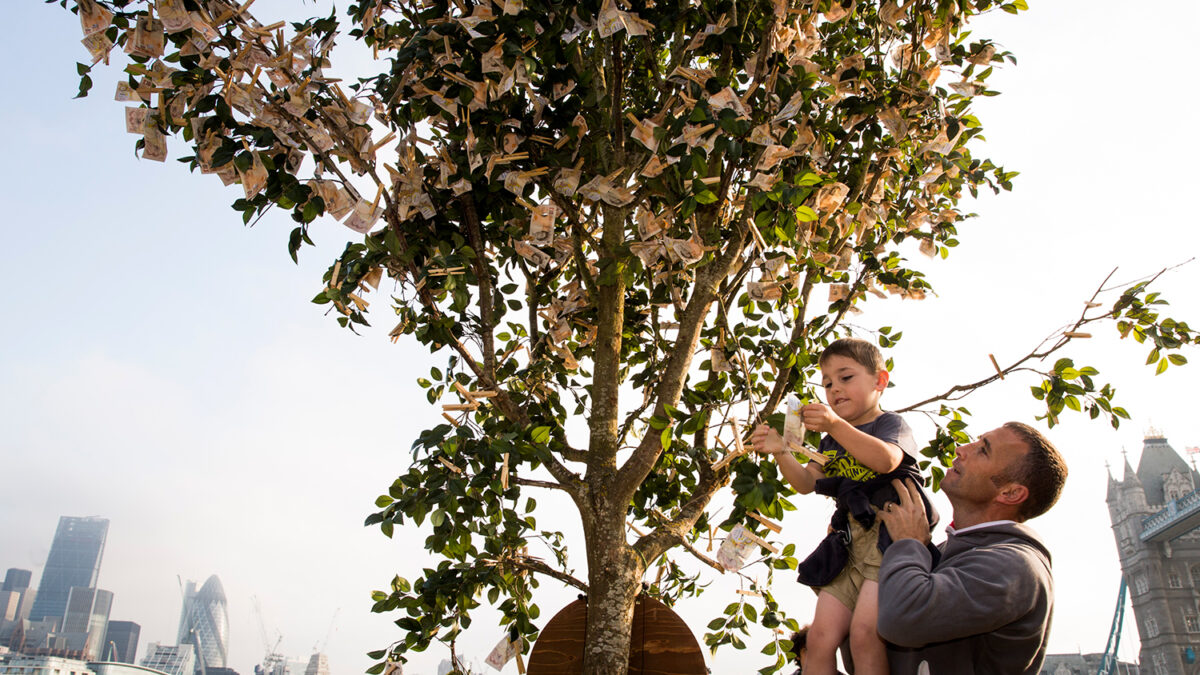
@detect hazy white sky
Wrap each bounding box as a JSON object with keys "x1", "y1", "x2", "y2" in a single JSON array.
[{"x1": 2, "y1": 1, "x2": 1198, "y2": 674}]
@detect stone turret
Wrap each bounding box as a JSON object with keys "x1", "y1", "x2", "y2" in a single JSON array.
[{"x1": 1106, "y1": 430, "x2": 1200, "y2": 675}]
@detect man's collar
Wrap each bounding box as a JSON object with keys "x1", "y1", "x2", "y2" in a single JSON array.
[{"x1": 946, "y1": 519, "x2": 1016, "y2": 536}]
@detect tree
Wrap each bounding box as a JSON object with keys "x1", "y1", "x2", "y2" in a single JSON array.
[{"x1": 53, "y1": 0, "x2": 1197, "y2": 673}]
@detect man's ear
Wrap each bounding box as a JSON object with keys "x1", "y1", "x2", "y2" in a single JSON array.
[
  {"x1": 995, "y1": 483, "x2": 1029, "y2": 508},
  {"x1": 875, "y1": 369, "x2": 890, "y2": 392}
]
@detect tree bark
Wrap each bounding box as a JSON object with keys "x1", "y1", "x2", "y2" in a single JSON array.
[{"x1": 581, "y1": 506, "x2": 644, "y2": 675}]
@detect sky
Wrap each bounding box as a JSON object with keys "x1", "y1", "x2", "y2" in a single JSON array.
[{"x1": 1, "y1": 1, "x2": 1199, "y2": 674}]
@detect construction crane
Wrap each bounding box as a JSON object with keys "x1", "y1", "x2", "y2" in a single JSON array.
[
  {"x1": 312, "y1": 608, "x2": 340, "y2": 655},
  {"x1": 253, "y1": 596, "x2": 287, "y2": 675}
]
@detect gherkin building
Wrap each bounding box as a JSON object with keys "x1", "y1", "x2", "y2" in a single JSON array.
[{"x1": 178, "y1": 575, "x2": 229, "y2": 670}]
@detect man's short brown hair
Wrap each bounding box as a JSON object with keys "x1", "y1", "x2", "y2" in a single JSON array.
[
  {"x1": 819, "y1": 338, "x2": 886, "y2": 373},
  {"x1": 998, "y1": 421, "x2": 1068, "y2": 521}
]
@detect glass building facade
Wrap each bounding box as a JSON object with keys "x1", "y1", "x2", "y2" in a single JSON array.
[
  {"x1": 176, "y1": 577, "x2": 228, "y2": 670},
  {"x1": 140, "y1": 644, "x2": 194, "y2": 675},
  {"x1": 29, "y1": 518, "x2": 109, "y2": 623},
  {"x1": 62, "y1": 588, "x2": 113, "y2": 660}
]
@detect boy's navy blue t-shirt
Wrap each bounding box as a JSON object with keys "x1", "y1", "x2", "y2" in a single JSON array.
[{"x1": 817, "y1": 411, "x2": 919, "y2": 481}]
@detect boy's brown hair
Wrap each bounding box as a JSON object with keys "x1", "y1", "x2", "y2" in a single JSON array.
[{"x1": 819, "y1": 338, "x2": 886, "y2": 374}]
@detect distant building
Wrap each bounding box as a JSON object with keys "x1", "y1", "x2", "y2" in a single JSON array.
[
  {"x1": 102, "y1": 622, "x2": 140, "y2": 664},
  {"x1": 2, "y1": 572, "x2": 32, "y2": 594},
  {"x1": 0, "y1": 569, "x2": 37, "y2": 647},
  {"x1": 140, "y1": 644, "x2": 194, "y2": 675},
  {"x1": 203, "y1": 667, "x2": 240, "y2": 675},
  {"x1": 0, "y1": 653, "x2": 95, "y2": 675},
  {"x1": 91, "y1": 661, "x2": 172, "y2": 675},
  {"x1": 61, "y1": 588, "x2": 112, "y2": 660},
  {"x1": 0, "y1": 654, "x2": 170, "y2": 675},
  {"x1": 1041, "y1": 652, "x2": 1141, "y2": 674},
  {"x1": 1108, "y1": 430, "x2": 1200, "y2": 675},
  {"x1": 302, "y1": 653, "x2": 328, "y2": 675},
  {"x1": 176, "y1": 577, "x2": 228, "y2": 670},
  {"x1": 29, "y1": 518, "x2": 109, "y2": 623}
]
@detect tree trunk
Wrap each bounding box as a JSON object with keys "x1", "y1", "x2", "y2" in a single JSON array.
[{"x1": 581, "y1": 511, "x2": 644, "y2": 675}]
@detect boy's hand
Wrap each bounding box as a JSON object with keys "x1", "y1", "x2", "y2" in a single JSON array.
[
  {"x1": 800, "y1": 403, "x2": 841, "y2": 433},
  {"x1": 749, "y1": 424, "x2": 784, "y2": 456}
]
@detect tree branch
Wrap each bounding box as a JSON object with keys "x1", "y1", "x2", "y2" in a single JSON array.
[
  {"x1": 460, "y1": 193, "x2": 497, "y2": 384},
  {"x1": 492, "y1": 556, "x2": 588, "y2": 592},
  {"x1": 898, "y1": 267, "x2": 1125, "y2": 412},
  {"x1": 513, "y1": 476, "x2": 574, "y2": 492},
  {"x1": 613, "y1": 226, "x2": 748, "y2": 502}
]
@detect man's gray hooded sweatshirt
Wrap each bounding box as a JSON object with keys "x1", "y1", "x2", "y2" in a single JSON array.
[{"x1": 877, "y1": 522, "x2": 1054, "y2": 675}]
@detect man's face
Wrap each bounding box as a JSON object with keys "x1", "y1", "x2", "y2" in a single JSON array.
[{"x1": 942, "y1": 426, "x2": 1029, "y2": 506}]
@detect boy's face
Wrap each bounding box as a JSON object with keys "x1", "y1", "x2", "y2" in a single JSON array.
[{"x1": 819, "y1": 354, "x2": 888, "y2": 425}]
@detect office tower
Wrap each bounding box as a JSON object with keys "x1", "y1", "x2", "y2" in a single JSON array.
[
  {"x1": 141, "y1": 643, "x2": 195, "y2": 675},
  {"x1": 302, "y1": 654, "x2": 328, "y2": 675},
  {"x1": 176, "y1": 576, "x2": 228, "y2": 669},
  {"x1": 3, "y1": 569, "x2": 32, "y2": 592},
  {"x1": 61, "y1": 587, "x2": 113, "y2": 660},
  {"x1": 102, "y1": 620, "x2": 140, "y2": 663},
  {"x1": 29, "y1": 517, "x2": 109, "y2": 623}
]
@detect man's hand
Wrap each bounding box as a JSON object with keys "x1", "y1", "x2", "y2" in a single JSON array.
[
  {"x1": 750, "y1": 424, "x2": 783, "y2": 456},
  {"x1": 878, "y1": 478, "x2": 931, "y2": 545},
  {"x1": 800, "y1": 403, "x2": 841, "y2": 433}
]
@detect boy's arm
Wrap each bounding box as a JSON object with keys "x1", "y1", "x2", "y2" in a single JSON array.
[
  {"x1": 803, "y1": 405, "x2": 904, "y2": 474},
  {"x1": 750, "y1": 424, "x2": 824, "y2": 494}
]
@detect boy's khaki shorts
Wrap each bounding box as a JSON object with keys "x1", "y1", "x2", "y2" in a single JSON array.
[{"x1": 820, "y1": 516, "x2": 883, "y2": 611}]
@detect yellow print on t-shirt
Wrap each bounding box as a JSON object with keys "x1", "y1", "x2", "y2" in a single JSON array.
[{"x1": 820, "y1": 448, "x2": 878, "y2": 482}]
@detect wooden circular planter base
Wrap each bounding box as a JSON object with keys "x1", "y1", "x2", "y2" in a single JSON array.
[{"x1": 526, "y1": 595, "x2": 707, "y2": 674}]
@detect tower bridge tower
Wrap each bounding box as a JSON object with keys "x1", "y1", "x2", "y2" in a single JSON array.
[{"x1": 1108, "y1": 431, "x2": 1200, "y2": 675}]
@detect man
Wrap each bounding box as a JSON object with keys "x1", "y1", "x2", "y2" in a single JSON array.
[{"x1": 875, "y1": 422, "x2": 1068, "y2": 675}]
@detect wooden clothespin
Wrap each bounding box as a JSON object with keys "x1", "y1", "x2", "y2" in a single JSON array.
[
  {"x1": 501, "y1": 452, "x2": 510, "y2": 490},
  {"x1": 1064, "y1": 331, "x2": 1092, "y2": 339},
  {"x1": 988, "y1": 353, "x2": 1004, "y2": 380},
  {"x1": 437, "y1": 456, "x2": 463, "y2": 473},
  {"x1": 786, "y1": 440, "x2": 829, "y2": 467},
  {"x1": 740, "y1": 529, "x2": 778, "y2": 554},
  {"x1": 747, "y1": 512, "x2": 782, "y2": 534},
  {"x1": 442, "y1": 403, "x2": 479, "y2": 412}
]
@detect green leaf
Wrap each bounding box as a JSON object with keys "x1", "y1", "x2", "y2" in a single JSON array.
[
  {"x1": 795, "y1": 206, "x2": 818, "y2": 222},
  {"x1": 695, "y1": 190, "x2": 719, "y2": 204},
  {"x1": 531, "y1": 426, "x2": 551, "y2": 444},
  {"x1": 1156, "y1": 358, "x2": 1169, "y2": 375},
  {"x1": 1169, "y1": 354, "x2": 1188, "y2": 366},
  {"x1": 660, "y1": 425, "x2": 673, "y2": 452}
]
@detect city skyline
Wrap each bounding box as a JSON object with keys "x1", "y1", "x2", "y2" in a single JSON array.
[{"x1": 3, "y1": 0, "x2": 1200, "y2": 673}]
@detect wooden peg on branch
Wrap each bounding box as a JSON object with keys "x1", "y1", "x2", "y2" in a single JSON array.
[{"x1": 746, "y1": 512, "x2": 781, "y2": 534}]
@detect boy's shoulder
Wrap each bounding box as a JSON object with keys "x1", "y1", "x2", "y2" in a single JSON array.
[
  {"x1": 859, "y1": 411, "x2": 919, "y2": 458},
  {"x1": 855, "y1": 410, "x2": 910, "y2": 434}
]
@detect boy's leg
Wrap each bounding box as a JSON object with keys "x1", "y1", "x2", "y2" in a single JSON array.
[
  {"x1": 849, "y1": 580, "x2": 888, "y2": 675},
  {"x1": 806, "y1": 591, "x2": 853, "y2": 675}
]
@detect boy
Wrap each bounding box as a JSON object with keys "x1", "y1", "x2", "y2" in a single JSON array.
[{"x1": 751, "y1": 338, "x2": 935, "y2": 675}]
